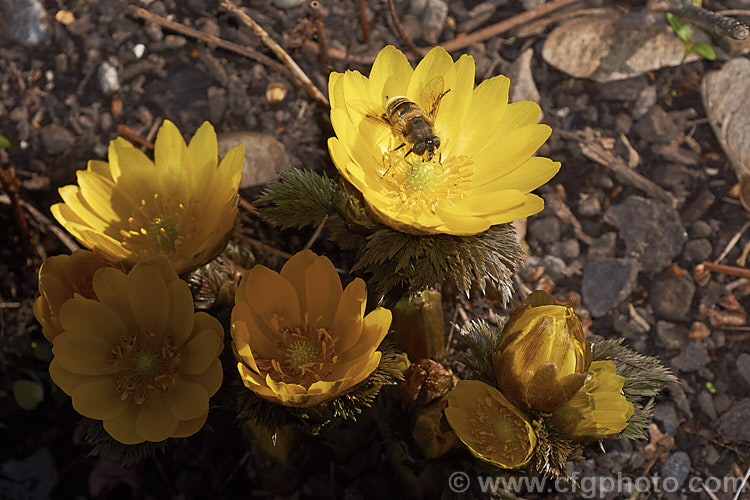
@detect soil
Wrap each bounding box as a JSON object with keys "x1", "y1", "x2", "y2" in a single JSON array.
[{"x1": 1, "y1": 0, "x2": 750, "y2": 499}]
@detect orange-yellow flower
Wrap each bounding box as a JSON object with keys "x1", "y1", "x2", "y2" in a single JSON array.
[
  {"x1": 51, "y1": 121, "x2": 244, "y2": 275},
  {"x1": 444, "y1": 379, "x2": 537, "y2": 469},
  {"x1": 33, "y1": 250, "x2": 111, "y2": 342},
  {"x1": 492, "y1": 291, "x2": 591, "y2": 412},
  {"x1": 327, "y1": 45, "x2": 560, "y2": 235},
  {"x1": 49, "y1": 257, "x2": 224, "y2": 444},
  {"x1": 231, "y1": 249, "x2": 391, "y2": 407},
  {"x1": 550, "y1": 360, "x2": 634, "y2": 443}
]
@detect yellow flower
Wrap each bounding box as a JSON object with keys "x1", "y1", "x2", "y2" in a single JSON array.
[
  {"x1": 231, "y1": 249, "x2": 391, "y2": 408},
  {"x1": 327, "y1": 45, "x2": 560, "y2": 236},
  {"x1": 444, "y1": 379, "x2": 536, "y2": 469},
  {"x1": 33, "y1": 250, "x2": 111, "y2": 342},
  {"x1": 492, "y1": 291, "x2": 591, "y2": 412},
  {"x1": 51, "y1": 121, "x2": 244, "y2": 275},
  {"x1": 550, "y1": 361, "x2": 634, "y2": 442},
  {"x1": 49, "y1": 257, "x2": 224, "y2": 444}
]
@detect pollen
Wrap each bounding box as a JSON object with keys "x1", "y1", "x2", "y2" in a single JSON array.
[
  {"x1": 286, "y1": 339, "x2": 318, "y2": 372},
  {"x1": 379, "y1": 141, "x2": 472, "y2": 215},
  {"x1": 110, "y1": 331, "x2": 180, "y2": 404}
]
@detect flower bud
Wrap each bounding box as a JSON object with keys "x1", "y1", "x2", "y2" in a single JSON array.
[
  {"x1": 492, "y1": 291, "x2": 591, "y2": 412},
  {"x1": 550, "y1": 360, "x2": 634, "y2": 443}
]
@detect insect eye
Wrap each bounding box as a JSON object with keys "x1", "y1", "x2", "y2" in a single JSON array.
[
  {"x1": 413, "y1": 143, "x2": 427, "y2": 155},
  {"x1": 432, "y1": 137, "x2": 440, "y2": 149}
]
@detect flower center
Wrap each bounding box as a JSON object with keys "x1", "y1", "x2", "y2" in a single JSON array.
[
  {"x1": 254, "y1": 314, "x2": 339, "y2": 387},
  {"x1": 469, "y1": 395, "x2": 532, "y2": 465},
  {"x1": 110, "y1": 331, "x2": 180, "y2": 404},
  {"x1": 378, "y1": 141, "x2": 472, "y2": 216},
  {"x1": 119, "y1": 194, "x2": 201, "y2": 261}
]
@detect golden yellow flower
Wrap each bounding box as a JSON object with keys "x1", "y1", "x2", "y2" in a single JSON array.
[
  {"x1": 49, "y1": 257, "x2": 224, "y2": 444},
  {"x1": 231, "y1": 249, "x2": 391, "y2": 408},
  {"x1": 550, "y1": 360, "x2": 634, "y2": 442},
  {"x1": 51, "y1": 121, "x2": 244, "y2": 275},
  {"x1": 492, "y1": 291, "x2": 592, "y2": 412},
  {"x1": 33, "y1": 250, "x2": 111, "y2": 342},
  {"x1": 444, "y1": 379, "x2": 536, "y2": 469},
  {"x1": 327, "y1": 45, "x2": 560, "y2": 236}
]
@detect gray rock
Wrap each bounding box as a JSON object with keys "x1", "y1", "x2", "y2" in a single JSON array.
[
  {"x1": 655, "y1": 321, "x2": 688, "y2": 350},
  {"x1": 528, "y1": 216, "x2": 561, "y2": 244},
  {"x1": 660, "y1": 451, "x2": 691, "y2": 488},
  {"x1": 0, "y1": 448, "x2": 57, "y2": 499},
  {"x1": 272, "y1": 0, "x2": 306, "y2": 7},
  {"x1": 715, "y1": 394, "x2": 732, "y2": 414},
  {"x1": 683, "y1": 239, "x2": 712, "y2": 262},
  {"x1": 633, "y1": 86, "x2": 657, "y2": 120},
  {"x1": 40, "y1": 124, "x2": 75, "y2": 155},
  {"x1": 649, "y1": 271, "x2": 695, "y2": 321},
  {"x1": 718, "y1": 399, "x2": 750, "y2": 443},
  {"x1": 670, "y1": 341, "x2": 710, "y2": 372},
  {"x1": 550, "y1": 238, "x2": 580, "y2": 261},
  {"x1": 596, "y1": 76, "x2": 648, "y2": 102},
  {"x1": 605, "y1": 196, "x2": 687, "y2": 272},
  {"x1": 688, "y1": 220, "x2": 712, "y2": 239},
  {"x1": 582, "y1": 258, "x2": 640, "y2": 318},
  {"x1": 542, "y1": 255, "x2": 566, "y2": 281},
  {"x1": 634, "y1": 106, "x2": 678, "y2": 143},
  {"x1": 577, "y1": 194, "x2": 601, "y2": 216},
  {"x1": 588, "y1": 232, "x2": 617, "y2": 259},
  {"x1": 217, "y1": 131, "x2": 291, "y2": 189},
  {"x1": 654, "y1": 403, "x2": 681, "y2": 434},
  {"x1": 422, "y1": 0, "x2": 448, "y2": 45},
  {"x1": 737, "y1": 353, "x2": 750, "y2": 387},
  {"x1": 9, "y1": 0, "x2": 49, "y2": 47},
  {"x1": 98, "y1": 61, "x2": 120, "y2": 96},
  {"x1": 697, "y1": 390, "x2": 717, "y2": 420}
]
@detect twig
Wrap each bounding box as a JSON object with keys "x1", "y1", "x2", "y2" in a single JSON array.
[
  {"x1": 220, "y1": 1, "x2": 329, "y2": 107},
  {"x1": 355, "y1": 0, "x2": 370, "y2": 44},
  {"x1": 310, "y1": 1, "x2": 332, "y2": 75},
  {"x1": 701, "y1": 261, "x2": 750, "y2": 280},
  {"x1": 116, "y1": 124, "x2": 155, "y2": 150},
  {"x1": 304, "y1": 0, "x2": 580, "y2": 63},
  {"x1": 0, "y1": 165, "x2": 30, "y2": 251},
  {"x1": 303, "y1": 214, "x2": 328, "y2": 250},
  {"x1": 679, "y1": 3, "x2": 750, "y2": 40},
  {"x1": 244, "y1": 237, "x2": 294, "y2": 260},
  {"x1": 387, "y1": 0, "x2": 422, "y2": 59},
  {"x1": 732, "y1": 463, "x2": 750, "y2": 500},
  {"x1": 239, "y1": 197, "x2": 260, "y2": 216},
  {"x1": 559, "y1": 128, "x2": 678, "y2": 208},
  {"x1": 715, "y1": 220, "x2": 750, "y2": 264},
  {"x1": 16, "y1": 198, "x2": 80, "y2": 253},
  {"x1": 144, "y1": 117, "x2": 163, "y2": 146},
  {"x1": 541, "y1": 188, "x2": 594, "y2": 245}
]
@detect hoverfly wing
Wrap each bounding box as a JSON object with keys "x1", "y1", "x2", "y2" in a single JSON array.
[{"x1": 418, "y1": 76, "x2": 448, "y2": 120}]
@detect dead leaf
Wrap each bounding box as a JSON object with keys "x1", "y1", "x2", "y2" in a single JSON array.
[
  {"x1": 507, "y1": 48, "x2": 541, "y2": 115},
  {"x1": 701, "y1": 58, "x2": 750, "y2": 210},
  {"x1": 643, "y1": 423, "x2": 676, "y2": 475},
  {"x1": 542, "y1": 10, "x2": 710, "y2": 83}
]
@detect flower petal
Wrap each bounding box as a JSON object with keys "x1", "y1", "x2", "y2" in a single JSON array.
[
  {"x1": 135, "y1": 395, "x2": 179, "y2": 442},
  {"x1": 126, "y1": 263, "x2": 169, "y2": 336},
  {"x1": 184, "y1": 358, "x2": 223, "y2": 397},
  {"x1": 171, "y1": 411, "x2": 208, "y2": 439},
  {"x1": 328, "y1": 278, "x2": 367, "y2": 349},
  {"x1": 240, "y1": 265, "x2": 302, "y2": 326},
  {"x1": 165, "y1": 280, "x2": 195, "y2": 348},
  {"x1": 104, "y1": 403, "x2": 142, "y2": 445},
  {"x1": 165, "y1": 379, "x2": 209, "y2": 421},
  {"x1": 304, "y1": 255, "x2": 343, "y2": 327},
  {"x1": 279, "y1": 249, "x2": 318, "y2": 315},
  {"x1": 368, "y1": 44, "x2": 413, "y2": 104},
  {"x1": 181, "y1": 330, "x2": 222, "y2": 375},
  {"x1": 71, "y1": 378, "x2": 128, "y2": 420}
]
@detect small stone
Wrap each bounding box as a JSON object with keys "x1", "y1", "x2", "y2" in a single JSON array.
[
  {"x1": 715, "y1": 394, "x2": 732, "y2": 414},
  {"x1": 670, "y1": 341, "x2": 710, "y2": 372},
  {"x1": 588, "y1": 232, "x2": 617, "y2": 259},
  {"x1": 98, "y1": 61, "x2": 120, "y2": 96},
  {"x1": 591, "y1": 172, "x2": 614, "y2": 190},
  {"x1": 528, "y1": 216, "x2": 561, "y2": 245},
  {"x1": 40, "y1": 124, "x2": 74, "y2": 155},
  {"x1": 596, "y1": 77, "x2": 648, "y2": 102},
  {"x1": 718, "y1": 399, "x2": 750, "y2": 443},
  {"x1": 737, "y1": 353, "x2": 750, "y2": 387},
  {"x1": 132, "y1": 43, "x2": 146, "y2": 59},
  {"x1": 654, "y1": 403, "x2": 681, "y2": 435},
  {"x1": 634, "y1": 106, "x2": 679, "y2": 143},
  {"x1": 649, "y1": 270, "x2": 695, "y2": 321},
  {"x1": 660, "y1": 451, "x2": 691, "y2": 488},
  {"x1": 272, "y1": 0, "x2": 305, "y2": 7},
  {"x1": 421, "y1": 0, "x2": 448, "y2": 45},
  {"x1": 542, "y1": 255, "x2": 566, "y2": 281},
  {"x1": 10, "y1": 0, "x2": 49, "y2": 47},
  {"x1": 605, "y1": 196, "x2": 687, "y2": 272},
  {"x1": 633, "y1": 86, "x2": 657, "y2": 119},
  {"x1": 697, "y1": 390, "x2": 717, "y2": 420},
  {"x1": 683, "y1": 239, "x2": 712, "y2": 262},
  {"x1": 688, "y1": 220, "x2": 712, "y2": 239},
  {"x1": 582, "y1": 258, "x2": 640, "y2": 318},
  {"x1": 704, "y1": 445, "x2": 720, "y2": 466},
  {"x1": 217, "y1": 132, "x2": 291, "y2": 189},
  {"x1": 655, "y1": 321, "x2": 688, "y2": 350},
  {"x1": 577, "y1": 195, "x2": 601, "y2": 216},
  {"x1": 550, "y1": 238, "x2": 580, "y2": 261}
]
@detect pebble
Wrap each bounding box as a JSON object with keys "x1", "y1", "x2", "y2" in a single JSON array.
[
  {"x1": 40, "y1": 124, "x2": 74, "y2": 155},
  {"x1": 9, "y1": 0, "x2": 49, "y2": 47},
  {"x1": 697, "y1": 390, "x2": 717, "y2": 420},
  {"x1": 132, "y1": 43, "x2": 146, "y2": 59},
  {"x1": 596, "y1": 77, "x2": 648, "y2": 102},
  {"x1": 582, "y1": 258, "x2": 640, "y2": 318},
  {"x1": 718, "y1": 399, "x2": 750, "y2": 443},
  {"x1": 715, "y1": 394, "x2": 732, "y2": 414},
  {"x1": 542, "y1": 255, "x2": 566, "y2": 281},
  {"x1": 660, "y1": 451, "x2": 691, "y2": 488},
  {"x1": 655, "y1": 321, "x2": 688, "y2": 350},
  {"x1": 550, "y1": 238, "x2": 580, "y2": 261},
  {"x1": 528, "y1": 216, "x2": 561, "y2": 245},
  {"x1": 604, "y1": 196, "x2": 687, "y2": 273},
  {"x1": 670, "y1": 341, "x2": 710, "y2": 372},
  {"x1": 633, "y1": 87, "x2": 657, "y2": 120},
  {"x1": 634, "y1": 106, "x2": 679, "y2": 143},
  {"x1": 422, "y1": 0, "x2": 448, "y2": 45},
  {"x1": 217, "y1": 132, "x2": 291, "y2": 189},
  {"x1": 682, "y1": 239, "x2": 712, "y2": 262},
  {"x1": 737, "y1": 353, "x2": 750, "y2": 387},
  {"x1": 649, "y1": 270, "x2": 695, "y2": 322},
  {"x1": 653, "y1": 403, "x2": 681, "y2": 435},
  {"x1": 587, "y1": 232, "x2": 616, "y2": 259},
  {"x1": 688, "y1": 220, "x2": 712, "y2": 239},
  {"x1": 98, "y1": 61, "x2": 120, "y2": 96},
  {"x1": 577, "y1": 195, "x2": 601, "y2": 216},
  {"x1": 272, "y1": 0, "x2": 306, "y2": 8}
]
